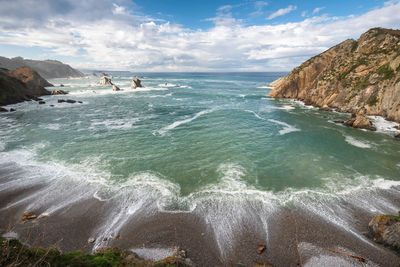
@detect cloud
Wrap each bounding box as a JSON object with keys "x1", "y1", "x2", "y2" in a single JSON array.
[
  {"x1": 267, "y1": 5, "x2": 297, "y2": 20},
  {"x1": 0, "y1": 1, "x2": 400, "y2": 71},
  {"x1": 250, "y1": 1, "x2": 269, "y2": 16},
  {"x1": 312, "y1": 7, "x2": 325, "y2": 14}
]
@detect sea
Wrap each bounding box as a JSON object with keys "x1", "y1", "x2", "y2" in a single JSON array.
[{"x1": 1, "y1": 72, "x2": 400, "y2": 254}]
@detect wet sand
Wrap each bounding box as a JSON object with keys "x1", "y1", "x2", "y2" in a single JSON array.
[{"x1": 1, "y1": 169, "x2": 400, "y2": 266}]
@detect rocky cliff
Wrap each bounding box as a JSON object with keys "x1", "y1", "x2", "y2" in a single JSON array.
[
  {"x1": 0, "y1": 67, "x2": 52, "y2": 106},
  {"x1": 269, "y1": 28, "x2": 400, "y2": 122},
  {"x1": 0, "y1": 56, "x2": 83, "y2": 79}
]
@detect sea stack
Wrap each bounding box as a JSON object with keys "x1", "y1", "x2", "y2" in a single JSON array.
[
  {"x1": 268, "y1": 28, "x2": 400, "y2": 128},
  {"x1": 99, "y1": 76, "x2": 113, "y2": 86},
  {"x1": 131, "y1": 78, "x2": 142, "y2": 89}
]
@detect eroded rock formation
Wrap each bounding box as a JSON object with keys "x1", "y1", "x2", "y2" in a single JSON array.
[{"x1": 269, "y1": 28, "x2": 400, "y2": 124}]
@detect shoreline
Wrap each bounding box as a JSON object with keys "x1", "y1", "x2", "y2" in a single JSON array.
[{"x1": 1, "y1": 166, "x2": 400, "y2": 266}]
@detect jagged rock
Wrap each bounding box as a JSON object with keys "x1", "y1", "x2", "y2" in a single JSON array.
[
  {"x1": 0, "y1": 107, "x2": 8, "y2": 112},
  {"x1": 58, "y1": 99, "x2": 66, "y2": 103},
  {"x1": 78, "y1": 101, "x2": 83, "y2": 104},
  {"x1": 131, "y1": 78, "x2": 142, "y2": 89},
  {"x1": 99, "y1": 76, "x2": 113, "y2": 86},
  {"x1": 21, "y1": 212, "x2": 37, "y2": 222},
  {"x1": 257, "y1": 244, "x2": 266, "y2": 254},
  {"x1": 344, "y1": 113, "x2": 376, "y2": 131},
  {"x1": 268, "y1": 28, "x2": 400, "y2": 123},
  {"x1": 50, "y1": 105, "x2": 54, "y2": 107},
  {"x1": 112, "y1": 84, "x2": 120, "y2": 91},
  {"x1": 32, "y1": 96, "x2": 43, "y2": 101},
  {"x1": 395, "y1": 133, "x2": 400, "y2": 138},
  {"x1": 38, "y1": 101, "x2": 45, "y2": 104},
  {"x1": 51, "y1": 89, "x2": 68, "y2": 95},
  {"x1": 60, "y1": 84, "x2": 64, "y2": 87},
  {"x1": 9, "y1": 108, "x2": 15, "y2": 112},
  {"x1": 369, "y1": 213, "x2": 400, "y2": 251},
  {"x1": 333, "y1": 120, "x2": 345, "y2": 124},
  {"x1": 66, "y1": 99, "x2": 76, "y2": 103},
  {"x1": 394, "y1": 125, "x2": 400, "y2": 130}
]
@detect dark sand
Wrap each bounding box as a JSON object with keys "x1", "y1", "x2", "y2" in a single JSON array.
[{"x1": 1, "y1": 169, "x2": 400, "y2": 266}]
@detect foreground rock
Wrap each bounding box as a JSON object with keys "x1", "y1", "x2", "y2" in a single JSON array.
[
  {"x1": 112, "y1": 84, "x2": 120, "y2": 91},
  {"x1": 344, "y1": 113, "x2": 377, "y2": 131},
  {"x1": 131, "y1": 78, "x2": 142, "y2": 88},
  {"x1": 21, "y1": 212, "x2": 37, "y2": 222},
  {"x1": 0, "y1": 67, "x2": 52, "y2": 106},
  {"x1": 369, "y1": 213, "x2": 400, "y2": 251},
  {"x1": 268, "y1": 28, "x2": 400, "y2": 124}
]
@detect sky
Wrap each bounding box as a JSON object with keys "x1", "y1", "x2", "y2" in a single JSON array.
[{"x1": 0, "y1": 0, "x2": 399, "y2": 72}]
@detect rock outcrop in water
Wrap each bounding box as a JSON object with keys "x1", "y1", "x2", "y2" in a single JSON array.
[
  {"x1": 131, "y1": 78, "x2": 142, "y2": 88},
  {"x1": 268, "y1": 28, "x2": 400, "y2": 127},
  {"x1": 99, "y1": 76, "x2": 113, "y2": 86},
  {"x1": 0, "y1": 67, "x2": 52, "y2": 106},
  {"x1": 0, "y1": 56, "x2": 83, "y2": 79}
]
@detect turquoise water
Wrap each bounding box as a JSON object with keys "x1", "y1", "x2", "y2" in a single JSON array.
[
  {"x1": 2, "y1": 72, "x2": 400, "y2": 197},
  {"x1": 1, "y1": 72, "x2": 400, "y2": 252}
]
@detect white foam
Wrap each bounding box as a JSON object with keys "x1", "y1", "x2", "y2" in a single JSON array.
[
  {"x1": 257, "y1": 86, "x2": 273, "y2": 89},
  {"x1": 278, "y1": 105, "x2": 295, "y2": 110},
  {"x1": 41, "y1": 123, "x2": 61, "y2": 130},
  {"x1": 245, "y1": 110, "x2": 265, "y2": 120},
  {"x1": 132, "y1": 247, "x2": 174, "y2": 261},
  {"x1": 157, "y1": 109, "x2": 214, "y2": 136},
  {"x1": 268, "y1": 119, "x2": 300, "y2": 135},
  {"x1": 0, "y1": 141, "x2": 4, "y2": 151},
  {"x1": 158, "y1": 83, "x2": 178, "y2": 88},
  {"x1": 368, "y1": 116, "x2": 400, "y2": 135},
  {"x1": 344, "y1": 135, "x2": 372, "y2": 148},
  {"x1": 90, "y1": 118, "x2": 141, "y2": 130}
]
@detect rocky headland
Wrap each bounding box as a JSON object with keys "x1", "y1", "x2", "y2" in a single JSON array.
[
  {"x1": 0, "y1": 56, "x2": 83, "y2": 79},
  {"x1": 268, "y1": 28, "x2": 400, "y2": 131},
  {"x1": 0, "y1": 67, "x2": 52, "y2": 106}
]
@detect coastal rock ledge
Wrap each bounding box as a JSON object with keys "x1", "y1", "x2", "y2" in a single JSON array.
[
  {"x1": 369, "y1": 213, "x2": 400, "y2": 251},
  {"x1": 268, "y1": 28, "x2": 400, "y2": 125}
]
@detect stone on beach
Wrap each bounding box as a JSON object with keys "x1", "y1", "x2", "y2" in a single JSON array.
[
  {"x1": 256, "y1": 244, "x2": 266, "y2": 254},
  {"x1": 21, "y1": 212, "x2": 37, "y2": 222}
]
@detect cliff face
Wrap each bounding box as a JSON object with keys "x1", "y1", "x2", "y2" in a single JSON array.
[
  {"x1": 0, "y1": 56, "x2": 83, "y2": 79},
  {"x1": 0, "y1": 67, "x2": 51, "y2": 106},
  {"x1": 269, "y1": 28, "x2": 400, "y2": 122}
]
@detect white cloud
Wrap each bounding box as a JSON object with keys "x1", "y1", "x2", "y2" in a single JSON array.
[
  {"x1": 312, "y1": 7, "x2": 325, "y2": 14},
  {"x1": 112, "y1": 3, "x2": 128, "y2": 15},
  {"x1": 267, "y1": 5, "x2": 297, "y2": 20},
  {"x1": 0, "y1": 1, "x2": 400, "y2": 71}
]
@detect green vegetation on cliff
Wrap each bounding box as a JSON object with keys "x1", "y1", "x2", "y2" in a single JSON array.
[{"x1": 0, "y1": 237, "x2": 188, "y2": 267}]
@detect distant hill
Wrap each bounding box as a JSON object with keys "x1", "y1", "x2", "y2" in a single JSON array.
[{"x1": 0, "y1": 56, "x2": 83, "y2": 79}]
